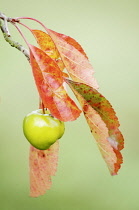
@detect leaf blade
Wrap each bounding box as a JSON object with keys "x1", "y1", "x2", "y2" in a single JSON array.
[
  {"x1": 66, "y1": 79, "x2": 124, "y2": 175},
  {"x1": 29, "y1": 141, "x2": 59, "y2": 197},
  {"x1": 46, "y1": 29, "x2": 99, "y2": 89},
  {"x1": 29, "y1": 44, "x2": 81, "y2": 121},
  {"x1": 31, "y1": 29, "x2": 65, "y2": 71}
]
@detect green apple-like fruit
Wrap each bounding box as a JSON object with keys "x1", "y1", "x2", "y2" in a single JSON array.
[{"x1": 23, "y1": 109, "x2": 65, "y2": 150}]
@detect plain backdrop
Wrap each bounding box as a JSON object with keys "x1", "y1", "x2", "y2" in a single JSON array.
[{"x1": 0, "y1": 0, "x2": 139, "y2": 210}]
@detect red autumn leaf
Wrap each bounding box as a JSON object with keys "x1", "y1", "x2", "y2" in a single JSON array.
[
  {"x1": 66, "y1": 79, "x2": 124, "y2": 175},
  {"x1": 31, "y1": 29, "x2": 65, "y2": 71},
  {"x1": 29, "y1": 141, "x2": 59, "y2": 197},
  {"x1": 29, "y1": 44, "x2": 81, "y2": 121},
  {"x1": 46, "y1": 29, "x2": 99, "y2": 89}
]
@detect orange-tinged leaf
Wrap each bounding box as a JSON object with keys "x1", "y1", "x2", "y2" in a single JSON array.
[
  {"x1": 31, "y1": 30, "x2": 65, "y2": 71},
  {"x1": 29, "y1": 44, "x2": 81, "y2": 121},
  {"x1": 31, "y1": 29, "x2": 60, "y2": 59},
  {"x1": 29, "y1": 141, "x2": 59, "y2": 197},
  {"x1": 66, "y1": 79, "x2": 124, "y2": 175},
  {"x1": 46, "y1": 29, "x2": 99, "y2": 89}
]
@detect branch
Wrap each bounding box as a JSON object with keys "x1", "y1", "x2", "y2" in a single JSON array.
[{"x1": 0, "y1": 12, "x2": 30, "y2": 61}]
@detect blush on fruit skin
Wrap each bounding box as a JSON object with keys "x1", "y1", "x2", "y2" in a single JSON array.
[{"x1": 23, "y1": 109, "x2": 65, "y2": 150}]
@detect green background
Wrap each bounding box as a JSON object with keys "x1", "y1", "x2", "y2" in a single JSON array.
[{"x1": 0, "y1": 0, "x2": 139, "y2": 209}]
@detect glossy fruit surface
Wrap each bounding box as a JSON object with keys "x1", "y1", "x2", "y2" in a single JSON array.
[{"x1": 23, "y1": 109, "x2": 65, "y2": 150}]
